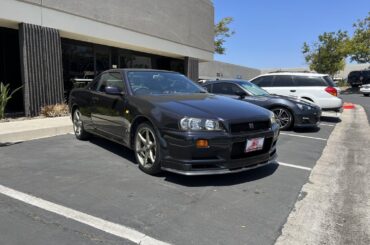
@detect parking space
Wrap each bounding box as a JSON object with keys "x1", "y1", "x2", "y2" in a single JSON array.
[{"x1": 0, "y1": 119, "x2": 337, "y2": 245}]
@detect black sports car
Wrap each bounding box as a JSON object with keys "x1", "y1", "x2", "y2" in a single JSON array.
[
  {"x1": 69, "y1": 69, "x2": 279, "y2": 175},
  {"x1": 203, "y1": 80, "x2": 321, "y2": 130}
]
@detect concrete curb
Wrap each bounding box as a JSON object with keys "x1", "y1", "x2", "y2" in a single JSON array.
[
  {"x1": 0, "y1": 116, "x2": 73, "y2": 143},
  {"x1": 275, "y1": 105, "x2": 370, "y2": 244}
]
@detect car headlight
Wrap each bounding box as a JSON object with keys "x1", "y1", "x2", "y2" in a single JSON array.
[
  {"x1": 297, "y1": 104, "x2": 313, "y2": 111},
  {"x1": 180, "y1": 117, "x2": 222, "y2": 131}
]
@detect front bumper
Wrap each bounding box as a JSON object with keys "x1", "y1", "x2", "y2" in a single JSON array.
[
  {"x1": 159, "y1": 125, "x2": 279, "y2": 175},
  {"x1": 294, "y1": 109, "x2": 321, "y2": 127}
]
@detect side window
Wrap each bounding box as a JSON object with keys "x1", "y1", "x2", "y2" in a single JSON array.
[
  {"x1": 97, "y1": 72, "x2": 125, "y2": 92},
  {"x1": 203, "y1": 84, "x2": 212, "y2": 92},
  {"x1": 106, "y1": 72, "x2": 125, "y2": 91},
  {"x1": 89, "y1": 75, "x2": 101, "y2": 91},
  {"x1": 212, "y1": 83, "x2": 243, "y2": 95},
  {"x1": 293, "y1": 76, "x2": 327, "y2": 86},
  {"x1": 252, "y1": 76, "x2": 273, "y2": 87},
  {"x1": 97, "y1": 73, "x2": 110, "y2": 92},
  {"x1": 273, "y1": 75, "x2": 294, "y2": 87}
]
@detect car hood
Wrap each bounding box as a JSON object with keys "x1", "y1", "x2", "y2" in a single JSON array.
[{"x1": 136, "y1": 93, "x2": 272, "y2": 122}]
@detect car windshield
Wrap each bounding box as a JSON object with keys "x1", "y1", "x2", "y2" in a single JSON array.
[
  {"x1": 238, "y1": 81, "x2": 270, "y2": 96},
  {"x1": 127, "y1": 71, "x2": 205, "y2": 95}
]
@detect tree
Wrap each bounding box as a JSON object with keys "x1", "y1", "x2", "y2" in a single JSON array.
[
  {"x1": 214, "y1": 17, "x2": 235, "y2": 55},
  {"x1": 348, "y1": 12, "x2": 370, "y2": 63},
  {"x1": 302, "y1": 31, "x2": 349, "y2": 76}
]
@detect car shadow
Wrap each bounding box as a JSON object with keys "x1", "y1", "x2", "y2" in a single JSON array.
[
  {"x1": 161, "y1": 163, "x2": 279, "y2": 187},
  {"x1": 87, "y1": 136, "x2": 279, "y2": 186},
  {"x1": 88, "y1": 136, "x2": 136, "y2": 163},
  {"x1": 340, "y1": 87, "x2": 361, "y2": 95},
  {"x1": 321, "y1": 116, "x2": 341, "y2": 123},
  {"x1": 292, "y1": 126, "x2": 320, "y2": 133}
]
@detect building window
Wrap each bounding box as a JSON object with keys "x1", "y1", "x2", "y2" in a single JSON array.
[{"x1": 61, "y1": 38, "x2": 185, "y2": 99}]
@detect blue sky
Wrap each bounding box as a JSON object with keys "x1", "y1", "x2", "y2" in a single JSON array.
[{"x1": 213, "y1": 0, "x2": 369, "y2": 69}]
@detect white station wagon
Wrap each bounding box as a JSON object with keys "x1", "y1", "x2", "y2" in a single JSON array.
[{"x1": 250, "y1": 72, "x2": 343, "y2": 112}]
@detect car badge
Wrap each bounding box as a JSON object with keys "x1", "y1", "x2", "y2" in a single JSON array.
[{"x1": 249, "y1": 123, "x2": 254, "y2": 129}]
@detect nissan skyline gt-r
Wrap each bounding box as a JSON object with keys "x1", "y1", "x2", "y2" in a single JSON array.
[{"x1": 69, "y1": 69, "x2": 280, "y2": 175}]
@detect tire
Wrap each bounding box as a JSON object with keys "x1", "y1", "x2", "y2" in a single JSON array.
[
  {"x1": 134, "y1": 123, "x2": 162, "y2": 175},
  {"x1": 271, "y1": 107, "x2": 293, "y2": 130},
  {"x1": 364, "y1": 94, "x2": 369, "y2": 97},
  {"x1": 73, "y1": 108, "x2": 90, "y2": 140}
]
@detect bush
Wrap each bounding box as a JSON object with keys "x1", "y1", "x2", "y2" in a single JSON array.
[{"x1": 40, "y1": 103, "x2": 69, "y2": 117}]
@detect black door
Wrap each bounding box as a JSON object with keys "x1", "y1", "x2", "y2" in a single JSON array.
[{"x1": 91, "y1": 72, "x2": 129, "y2": 143}]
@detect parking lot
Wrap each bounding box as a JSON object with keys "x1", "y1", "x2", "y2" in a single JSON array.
[{"x1": 0, "y1": 114, "x2": 341, "y2": 245}]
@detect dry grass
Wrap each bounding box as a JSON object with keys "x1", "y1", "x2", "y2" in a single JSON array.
[{"x1": 40, "y1": 103, "x2": 69, "y2": 117}]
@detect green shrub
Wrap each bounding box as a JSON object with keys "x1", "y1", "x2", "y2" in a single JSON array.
[{"x1": 0, "y1": 82, "x2": 23, "y2": 119}]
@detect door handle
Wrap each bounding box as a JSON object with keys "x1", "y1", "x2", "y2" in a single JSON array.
[{"x1": 290, "y1": 90, "x2": 296, "y2": 92}]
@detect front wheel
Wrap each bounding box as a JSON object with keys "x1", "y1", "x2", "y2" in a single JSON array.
[
  {"x1": 272, "y1": 107, "x2": 293, "y2": 130},
  {"x1": 73, "y1": 108, "x2": 90, "y2": 140},
  {"x1": 134, "y1": 123, "x2": 162, "y2": 175}
]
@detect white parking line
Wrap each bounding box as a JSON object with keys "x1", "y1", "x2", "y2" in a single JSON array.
[
  {"x1": 319, "y1": 123, "x2": 335, "y2": 127},
  {"x1": 278, "y1": 162, "x2": 312, "y2": 171},
  {"x1": 0, "y1": 184, "x2": 170, "y2": 245},
  {"x1": 280, "y1": 132, "x2": 327, "y2": 141}
]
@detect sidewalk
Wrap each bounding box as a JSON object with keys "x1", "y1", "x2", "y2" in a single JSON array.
[
  {"x1": 0, "y1": 116, "x2": 72, "y2": 144},
  {"x1": 276, "y1": 105, "x2": 370, "y2": 245}
]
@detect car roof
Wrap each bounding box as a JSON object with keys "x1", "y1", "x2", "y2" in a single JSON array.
[
  {"x1": 203, "y1": 79, "x2": 251, "y2": 85},
  {"x1": 255, "y1": 72, "x2": 328, "y2": 78},
  {"x1": 104, "y1": 68, "x2": 177, "y2": 73}
]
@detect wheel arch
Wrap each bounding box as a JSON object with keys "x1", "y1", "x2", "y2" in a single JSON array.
[
  {"x1": 130, "y1": 115, "x2": 161, "y2": 149},
  {"x1": 269, "y1": 105, "x2": 295, "y2": 128}
]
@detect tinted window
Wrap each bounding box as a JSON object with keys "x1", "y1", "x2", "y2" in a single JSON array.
[
  {"x1": 88, "y1": 75, "x2": 101, "y2": 91},
  {"x1": 127, "y1": 71, "x2": 203, "y2": 95},
  {"x1": 323, "y1": 76, "x2": 336, "y2": 87},
  {"x1": 212, "y1": 83, "x2": 243, "y2": 95},
  {"x1": 293, "y1": 76, "x2": 327, "y2": 86},
  {"x1": 203, "y1": 84, "x2": 212, "y2": 92},
  {"x1": 97, "y1": 72, "x2": 125, "y2": 92},
  {"x1": 273, "y1": 75, "x2": 294, "y2": 87},
  {"x1": 252, "y1": 76, "x2": 273, "y2": 87}
]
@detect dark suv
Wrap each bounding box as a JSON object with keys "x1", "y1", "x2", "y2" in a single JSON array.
[{"x1": 347, "y1": 70, "x2": 370, "y2": 87}]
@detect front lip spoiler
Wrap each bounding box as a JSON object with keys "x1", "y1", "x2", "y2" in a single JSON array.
[{"x1": 161, "y1": 154, "x2": 277, "y2": 176}]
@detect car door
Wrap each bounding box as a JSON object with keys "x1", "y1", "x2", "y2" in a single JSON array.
[
  {"x1": 269, "y1": 75, "x2": 296, "y2": 97},
  {"x1": 91, "y1": 72, "x2": 129, "y2": 143}
]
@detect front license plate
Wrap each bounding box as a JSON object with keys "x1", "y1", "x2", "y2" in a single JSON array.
[{"x1": 245, "y1": 137, "x2": 264, "y2": 153}]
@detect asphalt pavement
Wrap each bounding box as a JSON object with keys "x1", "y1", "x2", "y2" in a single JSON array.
[
  {"x1": 341, "y1": 88, "x2": 370, "y2": 123},
  {"x1": 0, "y1": 114, "x2": 337, "y2": 245}
]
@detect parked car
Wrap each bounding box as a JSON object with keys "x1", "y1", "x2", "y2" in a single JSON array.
[
  {"x1": 348, "y1": 70, "x2": 370, "y2": 88},
  {"x1": 69, "y1": 69, "x2": 280, "y2": 175},
  {"x1": 250, "y1": 72, "x2": 343, "y2": 112},
  {"x1": 203, "y1": 80, "x2": 321, "y2": 130},
  {"x1": 360, "y1": 84, "x2": 370, "y2": 96}
]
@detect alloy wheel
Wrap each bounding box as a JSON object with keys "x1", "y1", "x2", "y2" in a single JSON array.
[
  {"x1": 73, "y1": 110, "x2": 83, "y2": 136},
  {"x1": 135, "y1": 127, "x2": 157, "y2": 168},
  {"x1": 272, "y1": 108, "x2": 292, "y2": 130}
]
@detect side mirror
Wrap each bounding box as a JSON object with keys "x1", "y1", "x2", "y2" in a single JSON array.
[
  {"x1": 235, "y1": 90, "x2": 247, "y2": 99},
  {"x1": 105, "y1": 86, "x2": 123, "y2": 95}
]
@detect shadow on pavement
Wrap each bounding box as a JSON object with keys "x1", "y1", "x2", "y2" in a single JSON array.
[
  {"x1": 0, "y1": 142, "x2": 22, "y2": 147},
  {"x1": 162, "y1": 163, "x2": 279, "y2": 187},
  {"x1": 321, "y1": 116, "x2": 341, "y2": 123},
  {"x1": 292, "y1": 126, "x2": 320, "y2": 133},
  {"x1": 340, "y1": 87, "x2": 360, "y2": 95},
  {"x1": 88, "y1": 136, "x2": 136, "y2": 163},
  {"x1": 87, "y1": 135, "x2": 279, "y2": 186}
]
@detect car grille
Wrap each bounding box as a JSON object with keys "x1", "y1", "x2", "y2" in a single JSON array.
[
  {"x1": 230, "y1": 120, "x2": 270, "y2": 133},
  {"x1": 230, "y1": 137, "x2": 273, "y2": 159}
]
